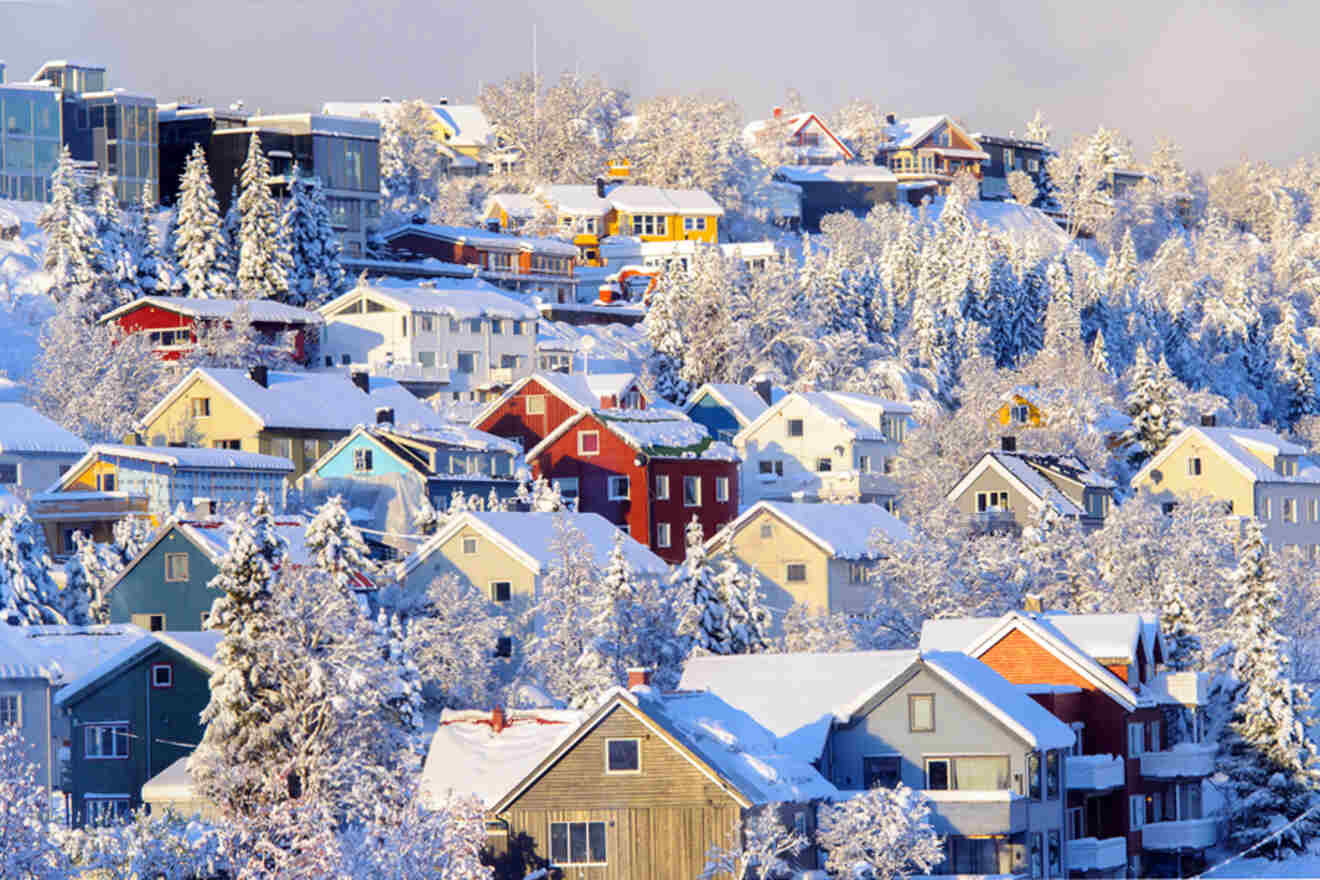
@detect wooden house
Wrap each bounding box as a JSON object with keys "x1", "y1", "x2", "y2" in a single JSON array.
[
  {"x1": 419, "y1": 677, "x2": 834, "y2": 879},
  {"x1": 532, "y1": 183, "x2": 724, "y2": 266},
  {"x1": 471, "y1": 371, "x2": 644, "y2": 453},
  {"x1": 99, "y1": 296, "x2": 323, "y2": 364},
  {"x1": 876, "y1": 114, "x2": 989, "y2": 201},
  {"x1": 743, "y1": 108, "x2": 854, "y2": 166},
  {"x1": 0, "y1": 403, "x2": 88, "y2": 499},
  {"x1": 683, "y1": 382, "x2": 776, "y2": 444}
]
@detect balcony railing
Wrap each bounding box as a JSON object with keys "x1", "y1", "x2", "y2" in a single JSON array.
[
  {"x1": 488, "y1": 366, "x2": 517, "y2": 385},
  {"x1": 1139, "y1": 744, "x2": 1216, "y2": 778},
  {"x1": 1066, "y1": 754, "x2": 1125, "y2": 790},
  {"x1": 1068, "y1": 836, "x2": 1127, "y2": 871},
  {"x1": 920, "y1": 790, "x2": 1027, "y2": 836},
  {"x1": 1141, "y1": 817, "x2": 1219, "y2": 851}
]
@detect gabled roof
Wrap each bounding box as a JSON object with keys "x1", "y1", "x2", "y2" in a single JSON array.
[
  {"x1": 683, "y1": 383, "x2": 772, "y2": 428},
  {"x1": 401, "y1": 510, "x2": 669, "y2": 580},
  {"x1": 522, "y1": 407, "x2": 736, "y2": 462},
  {"x1": 882, "y1": 114, "x2": 982, "y2": 153},
  {"x1": 710, "y1": 500, "x2": 911, "y2": 560},
  {"x1": 0, "y1": 404, "x2": 88, "y2": 455},
  {"x1": 946, "y1": 451, "x2": 1113, "y2": 518},
  {"x1": 774, "y1": 165, "x2": 898, "y2": 184},
  {"x1": 743, "y1": 111, "x2": 855, "y2": 161},
  {"x1": 1130, "y1": 425, "x2": 1320, "y2": 489},
  {"x1": 605, "y1": 186, "x2": 724, "y2": 217},
  {"x1": 100, "y1": 296, "x2": 323, "y2": 326},
  {"x1": 319, "y1": 277, "x2": 540, "y2": 321},
  {"x1": 489, "y1": 686, "x2": 836, "y2": 814},
  {"x1": 47, "y1": 443, "x2": 292, "y2": 493},
  {"x1": 139, "y1": 367, "x2": 448, "y2": 434},
  {"x1": 919, "y1": 652, "x2": 1077, "y2": 750},
  {"x1": 470, "y1": 371, "x2": 603, "y2": 429},
  {"x1": 309, "y1": 423, "x2": 518, "y2": 481},
  {"x1": 485, "y1": 192, "x2": 540, "y2": 219},
  {"x1": 920, "y1": 612, "x2": 1143, "y2": 711},
  {"x1": 733, "y1": 391, "x2": 910, "y2": 446},
  {"x1": 539, "y1": 184, "x2": 610, "y2": 216},
  {"x1": 584, "y1": 372, "x2": 640, "y2": 402},
  {"x1": 0, "y1": 624, "x2": 145, "y2": 683},
  {"x1": 380, "y1": 222, "x2": 577, "y2": 258},
  {"x1": 54, "y1": 630, "x2": 221, "y2": 708}
]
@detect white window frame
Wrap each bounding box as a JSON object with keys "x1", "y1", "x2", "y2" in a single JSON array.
[
  {"x1": 84, "y1": 723, "x2": 130, "y2": 759},
  {"x1": 1070, "y1": 721, "x2": 1085, "y2": 756},
  {"x1": 578, "y1": 431, "x2": 601, "y2": 456},
  {"x1": 1187, "y1": 456, "x2": 1202, "y2": 476},
  {"x1": 151, "y1": 664, "x2": 172, "y2": 688},
  {"x1": 1264, "y1": 497, "x2": 1273, "y2": 520},
  {"x1": 462, "y1": 536, "x2": 479, "y2": 555},
  {"x1": 604, "y1": 737, "x2": 642, "y2": 775},
  {"x1": 84, "y1": 795, "x2": 131, "y2": 826},
  {"x1": 857, "y1": 455, "x2": 870, "y2": 473},
  {"x1": 654, "y1": 474, "x2": 670, "y2": 500},
  {"x1": 607, "y1": 475, "x2": 630, "y2": 500},
  {"x1": 0, "y1": 692, "x2": 20, "y2": 727},
  {"x1": 1285, "y1": 497, "x2": 1298, "y2": 523},
  {"x1": 525, "y1": 394, "x2": 546, "y2": 415},
  {"x1": 715, "y1": 476, "x2": 729, "y2": 502},
  {"x1": 1011, "y1": 404, "x2": 1030, "y2": 424},
  {"x1": 353, "y1": 448, "x2": 373, "y2": 473},
  {"x1": 1127, "y1": 721, "x2": 1145, "y2": 757},
  {"x1": 163, "y1": 552, "x2": 189, "y2": 582},
  {"x1": 656, "y1": 522, "x2": 671, "y2": 548},
  {"x1": 1129, "y1": 794, "x2": 1145, "y2": 829},
  {"x1": 759, "y1": 522, "x2": 773, "y2": 539},
  {"x1": 683, "y1": 475, "x2": 701, "y2": 507}
]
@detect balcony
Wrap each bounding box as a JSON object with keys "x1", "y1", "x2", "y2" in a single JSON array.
[
  {"x1": 1067, "y1": 754, "x2": 1125, "y2": 791},
  {"x1": 1140, "y1": 744, "x2": 1215, "y2": 779},
  {"x1": 487, "y1": 366, "x2": 517, "y2": 386},
  {"x1": 1141, "y1": 817, "x2": 1219, "y2": 851},
  {"x1": 920, "y1": 790, "x2": 1027, "y2": 836},
  {"x1": 1068, "y1": 836, "x2": 1127, "y2": 871},
  {"x1": 367, "y1": 361, "x2": 452, "y2": 384}
]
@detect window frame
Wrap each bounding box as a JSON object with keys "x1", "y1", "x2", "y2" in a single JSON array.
[
  {"x1": 656, "y1": 522, "x2": 672, "y2": 548},
  {"x1": 0, "y1": 692, "x2": 20, "y2": 727},
  {"x1": 604, "y1": 737, "x2": 642, "y2": 775},
  {"x1": 190, "y1": 397, "x2": 211, "y2": 418},
  {"x1": 84, "y1": 723, "x2": 131, "y2": 760},
  {"x1": 862, "y1": 753, "x2": 901, "y2": 789},
  {"x1": 785, "y1": 562, "x2": 807, "y2": 583},
  {"x1": 490, "y1": 581, "x2": 512, "y2": 603},
  {"x1": 715, "y1": 476, "x2": 729, "y2": 502},
  {"x1": 908, "y1": 693, "x2": 935, "y2": 732},
  {"x1": 462, "y1": 536, "x2": 479, "y2": 555},
  {"x1": 524, "y1": 394, "x2": 546, "y2": 415},
  {"x1": 163, "y1": 552, "x2": 189, "y2": 583},
  {"x1": 683, "y1": 475, "x2": 701, "y2": 507},
  {"x1": 151, "y1": 664, "x2": 173, "y2": 689},
  {"x1": 353, "y1": 447, "x2": 373, "y2": 473},
  {"x1": 607, "y1": 475, "x2": 630, "y2": 500},
  {"x1": 654, "y1": 474, "x2": 670, "y2": 500},
  {"x1": 578, "y1": 431, "x2": 601, "y2": 456},
  {"x1": 1127, "y1": 721, "x2": 1145, "y2": 757},
  {"x1": 787, "y1": 418, "x2": 804, "y2": 438},
  {"x1": 1187, "y1": 456, "x2": 1202, "y2": 476},
  {"x1": 548, "y1": 819, "x2": 608, "y2": 867}
]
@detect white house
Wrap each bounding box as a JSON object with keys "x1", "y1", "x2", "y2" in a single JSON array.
[
  {"x1": 0, "y1": 404, "x2": 89, "y2": 498},
  {"x1": 318, "y1": 277, "x2": 539, "y2": 400},
  {"x1": 733, "y1": 391, "x2": 913, "y2": 508},
  {"x1": 742, "y1": 109, "x2": 855, "y2": 165}
]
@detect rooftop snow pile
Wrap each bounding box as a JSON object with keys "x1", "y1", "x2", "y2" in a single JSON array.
[
  {"x1": 596, "y1": 409, "x2": 737, "y2": 460},
  {"x1": 0, "y1": 624, "x2": 146, "y2": 683},
  {"x1": 100, "y1": 296, "x2": 323, "y2": 325},
  {"x1": 333, "y1": 276, "x2": 540, "y2": 321},
  {"x1": 755, "y1": 501, "x2": 912, "y2": 558},
  {"x1": 0, "y1": 403, "x2": 88, "y2": 454}
]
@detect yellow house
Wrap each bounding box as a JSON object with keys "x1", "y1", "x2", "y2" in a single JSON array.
[
  {"x1": 706, "y1": 500, "x2": 911, "y2": 617},
  {"x1": 531, "y1": 184, "x2": 725, "y2": 266},
  {"x1": 398, "y1": 511, "x2": 669, "y2": 649},
  {"x1": 134, "y1": 366, "x2": 450, "y2": 481},
  {"x1": 992, "y1": 393, "x2": 1046, "y2": 429},
  {"x1": 876, "y1": 114, "x2": 988, "y2": 198},
  {"x1": 991, "y1": 386, "x2": 1133, "y2": 449},
  {"x1": 1130, "y1": 425, "x2": 1320, "y2": 555}
]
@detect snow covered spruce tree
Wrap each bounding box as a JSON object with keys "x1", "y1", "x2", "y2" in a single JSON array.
[
  {"x1": 675, "y1": 517, "x2": 733, "y2": 655},
  {"x1": 127, "y1": 183, "x2": 169, "y2": 296},
  {"x1": 778, "y1": 603, "x2": 858, "y2": 653},
  {"x1": 1121, "y1": 345, "x2": 1183, "y2": 465},
  {"x1": 304, "y1": 494, "x2": 375, "y2": 596},
  {"x1": 379, "y1": 98, "x2": 449, "y2": 216},
  {"x1": 235, "y1": 133, "x2": 292, "y2": 301},
  {"x1": 0, "y1": 505, "x2": 82, "y2": 626},
  {"x1": 284, "y1": 173, "x2": 345, "y2": 306},
  {"x1": 172, "y1": 143, "x2": 233, "y2": 298},
  {"x1": 92, "y1": 174, "x2": 139, "y2": 307},
  {"x1": 715, "y1": 555, "x2": 771, "y2": 655},
  {"x1": 402, "y1": 573, "x2": 501, "y2": 707},
  {"x1": 39, "y1": 146, "x2": 106, "y2": 313},
  {"x1": 1215, "y1": 518, "x2": 1320, "y2": 858},
  {"x1": 65, "y1": 531, "x2": 122, "y2": 625},
  {"x1": 816, "y1": 784, "x2": 944, "y2": 880},
  {"x1": 0, "y1": 724, "x2": 73, "y2": 879}
]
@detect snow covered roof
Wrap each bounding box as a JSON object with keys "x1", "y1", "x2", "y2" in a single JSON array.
[
  {"x1": 153, "y1": 631, "x2": 222, "y2": 671},
  {"x1": 679, "y1": 650, "x2": 918, "y2": 761},
  {"x1": 470, "y1": 372, "x2": 602, "y2": 431},
  {"x1": 594, "y1": 408, "x2": 735, "y2": 459},
  {"x1": 486, "y1": 192, "x2": 539, "y2": 219},
  {"x1": 882, "y1": 115, "x2": 954, "y2": 149},
  {"x1": 0, "y1": 404, "x2": 88, "y2": 455},
  {"x1": 404, "y1": 510, "x2": 670, "y2": 579},
  {"x1": 179, "y1": 518, "x2": 314, "y2": 568},
  {"x1": 312, "y1": 424, "x2": 518, "y2": 480},
  {"x1": 533, "y1": 321, "x2": 650, "y2": 372},
  {"x1": 100, "y1": 296, "x2": 323, "y2": 325},
  {"x1": 931, "y1": 146, "x2": 990, "y2": 161},
  {"x1": 420, "y1": 709, "x2": 585, "y2": 808},
  {"x1": 919, "y1": 197, "x2": 1069, "y2": 246},
  {"x1": 433, "y1": 104, "x2": 494, "y2": 148},
  {"x1": 583, "y1": 372, "x2": 639, "y2": 401},
  {"x1": 735, "y1": 391, "x2": 911, "y2": 447},
  {"x1": 142, "y1": 367, "x2": 448, "y2": 434},
  {"x1": 921, "y1": 652, "x2": 1076, "y2": 751},
  {"x1": 1131, "y1": 425, "x2": 1319, "y2": 488},
  {"x1": 539, "y1": 185, "x2": 610, "y2": 216},
  {"x1": 1003, "y1": 385, "x2": 1132, "y2": 436},
  {"x1": 684, "y1": 383, "x2": 772, "y2": 427},
  {"x1": 52, "y1": 445, "x2": 293, "y2": 494},
  {"x1": 713, "y1": 501, "x2": 911, "y2": 560},
  {"x1": 382, "y1": 222, "x2": 578, "y2": 257},
  {"x1": 322, "y1": 276, "x2": 540, "y2": 321},
  {"x1": 141, "y1": 756, "x2": 196, "y2": 803},
  {"x1": 54, "y1": 630, "x2": 222, "y2": 708},
  {"x1": 0, "y1": 624, "x2": 145, "y2": 684},
  {"x1": 774, "y1": 165, "x2": 899, "y2": 184},
  {"x1": 743, "y1": 111, "x2": 854, "y2": 161},
  {"x1": 606, "y1": 186, "x2": 724, "y2": 217},
  {"x1": 947, "y1": 451, "x2": 1112, "y2": 518}
]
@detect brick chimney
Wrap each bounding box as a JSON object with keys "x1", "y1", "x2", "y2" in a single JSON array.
[
  {"x1": 491, "y1": 707, "x2": 506, "y2": 733},
  {"x1": 350, "y1": 370, "x2": 370, "y2": 394},
  {"x1": 772, "y1": 106, "x2": 782, "y2": 119},
  {"x1": 627, "y1": 667, "x2": 652, "y2": 689}
]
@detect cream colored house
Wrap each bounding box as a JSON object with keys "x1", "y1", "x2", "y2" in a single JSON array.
[
  {"x1": 397, "y1": 511, "x2": 669, "y2": 650},
  {"x1": 707, "y1": 501, "x2": 911, "y2": 617},
  {"x1": 733, "y1": 391, "x2": 912, "y2": 508},
  {"x1": 1131, "y1": 426, "x2": 1320, "y2": 554},
  {"x1": 946, "y1": 441, "x2": 1116, "y2": 534}
]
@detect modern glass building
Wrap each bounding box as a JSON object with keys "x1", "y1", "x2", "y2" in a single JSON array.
[{"x1": 0, "y1": 82, "x2": 63, "y2": 202}]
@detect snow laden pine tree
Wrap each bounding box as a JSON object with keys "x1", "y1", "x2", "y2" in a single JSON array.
[
  {"x1": 674, "y1": 517, "x2": 733, "y2": 655},
  {"x1": 127, "y1": 183, "x2": 169, "y2": 296},
  {"x1": 1121, "y1": 346, "x2": 1182, "y2": 465},
  {"x1": 816, "y1": 784, "x2": 944, "y2": 880},
  {"x1": 172, "y1": 143, "x2": 233, "y2": 298},
  {"x1": 39, "y1": 146, "x2": 105, "y2": 314},
  {"x1": 92, "y1": 174, "x2": 138, "y2": 307},
  {"x1": 0, "y1": 505, "x2": 81, "y2": 626},
  {"x1": 0, "y1": 725, "x2": 73, "y2": 879},
  {"x1": 1215, "y1": 518, "x2": 1320, "y2": 858},
  {"x1": 284, "y1": 174, "x2": 345, "y2": 306},
  {"x1": 304, "y1": 494, "x2": 374, "y2": 597},
  {"x1": 715, "y1": 556, "x2": 771, "y2": 654},
  {"x1": 236, "y1": 133, "x2": 292, "y2": 301},
  {"x1": 402, "y1": 574, "x2": 501, "y2": 707},
  {"x1": 65, "y1": 531, "x2": 121, "y2": 625}
]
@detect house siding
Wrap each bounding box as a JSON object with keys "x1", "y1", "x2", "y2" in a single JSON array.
[
  {"x1": 106, "y1": 528, "x2": 220, "y2": 632},
  {"x1": 401, "y1": 524, "x2": 537, "y2": 618},
  {"x1": 476, "y1": 378, "x2": 586, "y2": 451},
  {"x1": 685, "y1": 395, "x2": 742, "y2": 444},
  {"x1": 718, "y1": 508, "x2": 832, "y2": 614}
]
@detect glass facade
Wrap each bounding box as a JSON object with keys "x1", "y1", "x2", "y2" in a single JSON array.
[
  {"x1": 0, "y1": 89, "x2": 62, "y2": 201},
  {"x1": 79, "y1": 99, "x2": 157, "y2": 203}
]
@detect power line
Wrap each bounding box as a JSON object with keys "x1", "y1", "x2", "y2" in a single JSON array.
[{"x1": 1194, "y1": 803, "x2": 1320, "y2": 878}]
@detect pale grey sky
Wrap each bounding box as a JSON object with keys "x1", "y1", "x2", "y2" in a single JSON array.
[{"x1": 2, "y1": 0, "x2": 1312, "y2": 173}]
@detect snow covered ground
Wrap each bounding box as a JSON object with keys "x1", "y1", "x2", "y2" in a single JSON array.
[
  {"x1": 1206, "y1": 846, "x2": 1320, "y2": 878},
  {"x1": 0, "y1": 199, "x2": 57, "y2": 381}
]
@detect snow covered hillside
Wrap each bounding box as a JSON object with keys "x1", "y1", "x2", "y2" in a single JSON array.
[{"x1": 0, "y1": 199, "x2": 57, "y2": 381}]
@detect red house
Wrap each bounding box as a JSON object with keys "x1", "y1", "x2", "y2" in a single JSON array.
[
  {"x1": 100, "y1": 296, "x2": 323, "y2": 364},
  {"x1": 523, "y1": 407, "x2": 739, "y2": 563},
  {"x1": 471, "y1": 371, "x2": 647, "y2": 452},
  {"x1": 380, "y1": 223, "x2": 577, "y2": 304},
  {"x1": 921, "y1": 610, "x2": 1217, "y2": 879}
]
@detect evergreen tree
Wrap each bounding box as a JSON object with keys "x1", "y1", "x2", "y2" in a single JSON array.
[
  {"x1": 674, "y1": 517, "x2": 733, "y2": 655},
  {"x1": 0, "y1": 505, "x2": 77, "y2": 626},
  {"x1": 304, "y1": 495, "x2": 375, "y2": 597},
  {"x1": 1159, "y1": 573, "x2": 1202, "y2": 672},
  {"x1": 127, "y1": 183, "x2": 168, "y2": 296},
  {"x1": 67, "y1": 531, "x2": 120, "y2": 625},
  {"x1": 92, "y1": 174, "x2": 139, "y2": 306},
  {"x1": 1216, "y1": 519, "x2": 1320, "y2": 858},
  {"x1": 1042, "y1": 257, "x2": 1081, "y2": 361},
  {"x1": 284, "y1": 173, "x2": 346, "y2": 306},
  {"x1": 1090, "y1": 328, "x2": 1112, "y2": 376},
  {"x1": 172, "y1": 143, "x2": 234, "y2": 298},
  {"x1": 1122, "y1": 346, "x2": 1182, "y2": 463},
  {"x1": 715, "y1": 558, "x2": 771, "y2": 654},
  {"x1": 236, "y1": 134, "x2": 292, "y2": 301},
  {"x1": 39, "y1": 146, "x2": 105, "y2": 314}
]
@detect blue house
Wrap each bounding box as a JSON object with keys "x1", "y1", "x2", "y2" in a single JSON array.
[
  {"x1": 54, "y1": 631, "x2": 219, "y2": 827},
  {"x1": 683, "y1": 382, "x2": 778, "y2": 443}
]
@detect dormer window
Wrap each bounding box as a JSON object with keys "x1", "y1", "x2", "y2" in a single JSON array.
[
  {"x1": 1278, "y1": 456, "x2": 1298, "y2": 477},
  {"x1": 1011, "y1": 405, "x2": 1030, "y2": 424},
  {"x1": 1187, "y1": 457, "x2": 1202, "y2": 476}
]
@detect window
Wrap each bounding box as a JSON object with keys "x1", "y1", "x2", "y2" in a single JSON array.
[
  {"x1": 0, "y1": 694, "x2": 19, "y2": 727},
  {"x1": 683, "y1": 216, "x2": 707, "y2": 232},
  {"x1": 462, "y1": 537, "x2": 479, "y2": 555},
  {"x1": 630, "y1": 214, "x2": 665, "y2": 236},
  {"x1": 132, "y1": 613, "x2": 165, "y2": 632},
  {"x1": 1070, "y1": 721, "x2": 1085, "y2": 756},
  {"x1": 926, "y1": 758, "x2": 950, "y2": 790},
  {"x1": 656, "y1": 522, "x2": 672, "y2": 548},
  {"x1": 925, "y1": 755, "x2": 1011, "y2": 790},
  {"x1": 494, "y1": 636, "x2": 512, "y2": 658},
  {"x1": 863, "y1": 755, "x2": 901, "y2": 789},
  {"x1": 1187, "y1": 456, "x2": 1202, "y2": 476},
  {"x1": 468, "y1": 318, "x2": 484, "y2": 334},
  {"x1": 1011, "y1": 404, "x2": 1030, "y2": 424},
  {"x1": 1045, "y1": 750, "x2": 1060, "y2": 799},
  {"x1": 787, "y1": 418, "x2": 804, "y2": 437},
  {"x1": 786, "y1": 563, "x2": 807, "y2": 582},
  {"x1": 302, "y1": 438, "x2": 320, "y2": 465},
  {"x1": 909, "y1": 694, "x2": 934, "y2": 732},
  {"x1": 578, "y1": 431, "x2": 600, "y2": 456},
  {"x1": 757, "y1": 459, "x2": 783, "y2": 478},
  {"x1": 85, "y1": 724, "x2": 130, "y2": 759},
  {"x1": 214, "y1": 439, "x2": 240, "y2": 451},
  {"x1": 849, "y1": 562, "x2": 870, "y2": 584},
  {"x1": 85, "y1": 797, "x2": 131, "y2": 826},
  {"x1": 654, "y1": 474, "x2": 670, "y2": 500},
  {"x1": 341, "y1": 354, "x2": 352, "y2": 365},
  {"x1": 491, "y1": 319, "x2": 503, "y2": 335},
  {"x1": 816, "y1": 457, "x2": 832, "y2": 472},
  {"x1": 553, "y1": 478, "x2": 579, "y2": 502},
  {"x1": 98, "y1": 473, "x2": 116, "y2": 492},
  {"x1": 976, "y1": 491, "x2": 1010, "y2": 512},
  {"x1": 1030, "y1": 832, "x2": 1043, "y2": 879},
  {"x1": 683, "y1": 476, "x2": 701, "y2": 506},
  {"x1": 1263, "y1": 497, "x2": 1273, "y2": 520},
  {"x1": 457, "y1": 351, "x2": 477, "y2": 373},
  {"x1": 549, "y1": 820, "x2": 606, "y2": 866},
  {"x1": 151, "y1": 664, "x2": 173, "y2": 688},
  {"x1": 1285, "y1": 498, "x2": 1298, "y2": 523},
  {"x1": 190, "y1": 397, "x2": 211, "y2": 418},
  {"x1": 0, "y1": 463, "x2": 16, "y2": 485},
  {"x1": 1129, "y1": 722, "x2": 1151, "y2": 759},
  {"x1": 715, "y1": 476, "x2": 729, "y2": 502},
  {"x1": 525, "y1": 395, "x2": 546, "y2": 415},
  {"x1": 1311, "y1": 499, "x2": 1318, "y2": 522},
  {"x1": 354, "y1": 448, "x2": 373, "y2": 473},
  {"x1": 513, "y1": 320, "x2": 525, "y2": 335},
  {"x1": 1148, "y1": 720, "x2": 1162, "y2": 752},
  {"x1": 1067, "y1": 807, "x2": 1085, "y2": 841},
  {"x1": 607, "y1": 476, "x2": 630, "y2": 500},
  {"x1": 759, "y1": 522, "x2": 773, "y2": 539},
  {"x1": 794, "y1": 811, "x2": 807, "y2": 836},
  {"x1": 164, "y1": 553, "x2": 189, "y2": 582},
  {"x1": 1129, "y1": 794, "x2": 1145, "y2": 829},
  {"x1": 605, "y1": 738, "x2": 641, "y2": 773},
  {"x1": 1028, "y1": 751, "x2": 1042, "y2": 799}
]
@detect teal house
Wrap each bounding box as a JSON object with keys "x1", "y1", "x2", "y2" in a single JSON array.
[
  {"x1": 306, "y1": 423, "x2": 522, "y2": 508},
  {"x1": 683, "y1": 383, "x2": 777, "y2": 444},
  {"x1": 54, "y1": 631, "x2": 219, "y2": 827}
]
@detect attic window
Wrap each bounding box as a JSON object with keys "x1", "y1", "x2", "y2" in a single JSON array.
[
  {"x1": 578, "y1": 431, "x2": 600, "y2": 456},
  {"x1": 525, "y1": 395, "x2": 546, "y2": 416},
  {"x1": 909, "y1": 694, "x2": 935, "y2": 732},
  {"x1": 354, "y1": 449, "x2": 373, "y2": 473},
  {"x1": 1187, "y1": 457, "x2": 1202, "y2": 476},
  {"x1": 462, "y1": 537, "x2": 479, "y2": 555},
  {"x1": 490, "y1": 581, "x2": 511, "y2": 603},
  {"x1": 151, "y1": 664, "x2": 173, "y2": 689},
  {"x1": 787, "y1": 419, "x2": 804, "y2": 438},
  {"x1": 605, "y1": 738, "x2": 640, "y2": 773},
  {"x1": 1011, "y1": 404, "x2": 1030, "y2": 424},
  {"x1": 164, "y1": 553, "x2": 189, "y2": 582}
]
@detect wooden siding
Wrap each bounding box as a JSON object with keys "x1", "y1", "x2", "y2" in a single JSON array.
[
  {"x1": 500, "y1": 706, "x2": 743, "y2": 880},
  {"x1": 477, "y1": 378, "x2": 587, "y2": 451},
  {"x1": 980, "y1": 629, "x2": 1093, "y2": 689}
]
